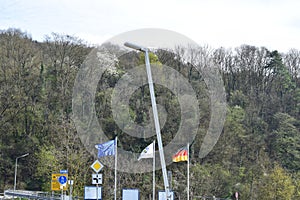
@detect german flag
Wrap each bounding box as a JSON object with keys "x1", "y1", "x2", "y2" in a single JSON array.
[{"x1": 172, "y1": 147, "x2": 188, "y2": 162}]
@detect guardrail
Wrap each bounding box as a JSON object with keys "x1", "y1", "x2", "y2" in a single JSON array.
[{"x1": 4, "y1": 190, "x2": 61, "y2": 200}]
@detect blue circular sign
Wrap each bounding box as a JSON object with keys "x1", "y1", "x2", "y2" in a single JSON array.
[{"x1": 58, "y1": 176, "x2": 67, "y2": 184}]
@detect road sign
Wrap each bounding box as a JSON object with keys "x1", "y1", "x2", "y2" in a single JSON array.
[
  {"x1": 84, "y1": 186, "x2": 102, "y2": 200},
  {"x1": 60, "y1": 169, "x2": 68, "y2": 174},
  {"x1": 68, "y1": 180, "x2": 74, "y2": 185},
  {"x1": 158, "y1": 191, "x2": 174, "y2": 200},
  {"x1": 92, "y1": 174, "x2": 103, "y2": 185},
  {"x1": 122, "y1": 189, "x2": 139, "y2": 200},
  {"x1": 235, "y1": 191, "x2": 239, "y2": 200},
  {"x1": 91, "y1": 160, "x2": 104, "y2": 173},
  {"x1": 58, "y1": 175, "x2": 67, "y2": 184},
  {"x1": 51, "y1": 173, "x2": 68, "y2": 191}
]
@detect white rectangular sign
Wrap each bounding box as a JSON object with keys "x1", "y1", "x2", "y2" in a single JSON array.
[
  {"x1": 122, "y1": 189, "x2": 139, "y2": 200},
  {"x1": 84, "y1": 186, "x2": 102, "y2": 200},
  {"x1": 158, "y1": 191, "x2": 174, "y2": 200}
]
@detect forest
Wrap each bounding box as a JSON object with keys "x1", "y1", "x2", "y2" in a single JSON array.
[{"x1": 1, "y1": 28, "x2": 300, "y2": 200}]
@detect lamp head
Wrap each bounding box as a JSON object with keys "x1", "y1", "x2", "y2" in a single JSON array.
[
  {"x1": 124, "y1": 42, "x2": 148, "y2": 52},
  {"x1": 19, "y1": 153, "x2": 29, "y2": 158}
]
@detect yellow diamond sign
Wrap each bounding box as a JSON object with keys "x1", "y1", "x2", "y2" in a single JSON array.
[{"x1": 91, "y1": 160, "x2": 104, "y2": 173}]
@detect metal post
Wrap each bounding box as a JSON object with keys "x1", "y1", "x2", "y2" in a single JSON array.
[
  {"x1": 14, "y1": 153, "x2": 29, "y2": 191},
  {"x1": 187, "y1": 143, "x2": 190, "y2": 200},
  {"x1": 153, "y1": 140, "x2": 156, "y2": 200},
  {"x1": 14, "y1": 159, "x2": 18, "y2": 191},
  {"x1": 61, "y1": 187, "x2": 63, "y2": 200},
  {"x1": 167, "y1": 171, "x2": 172, "y2": 190},
  {"x1": 114, "y1": 137, "x2": 118, "y2": 200},
  {"x1": 96, "y1": 180, "x2": 98, "y2": 200},
  {"x1": 68, "y1": 180, "x2": 74, "y2": 200},
  {"x1": 124, "y1": 42, "x2": 171, "y2": 200}
]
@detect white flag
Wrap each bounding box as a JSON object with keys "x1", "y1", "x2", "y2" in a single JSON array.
[{"x1": 138, "y1": 142, "x2": 154, "y2": 160}]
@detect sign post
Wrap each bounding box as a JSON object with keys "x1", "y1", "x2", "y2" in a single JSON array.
[
  {"x1": 68, "y1": 180, "x2": 74, "y2": 200},
  {"x1": 58, "y1": 175, "x2": 67, "y2": 200},
  {"x1": 91, "y1": 160, "x2": 104, "y2": 200}
]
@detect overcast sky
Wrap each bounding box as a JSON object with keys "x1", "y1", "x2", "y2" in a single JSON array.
[{"x1": 1, "y1": 0, "x2": 300, "y2": 52}]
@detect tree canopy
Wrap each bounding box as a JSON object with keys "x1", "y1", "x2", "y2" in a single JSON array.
[{"x1": 1, "y1": 29, "x2": 300, "y2": 199}]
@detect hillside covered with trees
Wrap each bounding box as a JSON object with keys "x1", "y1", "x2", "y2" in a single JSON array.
[{"x1": 1, "y1": 28, "x2": 300, "y2": 199}]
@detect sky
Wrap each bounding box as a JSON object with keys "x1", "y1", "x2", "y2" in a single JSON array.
[{"x1": 1, "y1": 0, "x2": 300, "y2": 52}]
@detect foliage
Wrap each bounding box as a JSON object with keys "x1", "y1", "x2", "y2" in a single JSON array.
[
  {"x1": 258, "y1": 165, "x2": 295, "y2": 200},
  {"x1": 1, "y1": 28, "x2": 300, "y2": 199}
]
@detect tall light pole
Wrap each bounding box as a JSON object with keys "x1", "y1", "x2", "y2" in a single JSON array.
[
  {"x1": 14, "y1": 153, "x2": 29, "y2": 191},
  {"x1": 124, "y1": 42, "x2": 171, "y2": 200}
]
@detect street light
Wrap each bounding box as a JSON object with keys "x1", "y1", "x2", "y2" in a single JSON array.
[
  {"x1": 14, "y1": 153, "x2": 29, "y2": 191},
  {"x1": 124, "y1": 42, "x2": 171, "y2": 200}
]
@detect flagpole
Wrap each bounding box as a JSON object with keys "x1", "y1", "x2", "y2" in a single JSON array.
[
  {"x1": 153, "y1": 140, "x2": 155, "y2": 200},
  {"x1": 114, "y1": 137, "x2": 117, "y2": 200},
  {"x1": 187, "y1": 143, "x2": 190, "y2": 200}
]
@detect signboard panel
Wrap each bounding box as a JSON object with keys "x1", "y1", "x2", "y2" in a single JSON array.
[
  {"x1": 84, "y1": 186, "x2": 102, "y2": 200},
  {"x1": 158, "y1": 191, "x2": 174, "y2": 200},
  {"x1": 122, "y1": 189, "x2": 139, "y2": 200},
  {"x1": 92, "y1": 174, "x2": 103, "y2": 185},
  {"x1": 51, "y1": 173, "x2": 68, "y2": 191},
  {"x1": 60, "y1": 169, "x2": 68, "y2": 174}
]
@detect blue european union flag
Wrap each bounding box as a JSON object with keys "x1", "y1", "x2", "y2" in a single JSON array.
[{"x1": 95, "y1": 139, "x2": 116, "y2": 157}]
